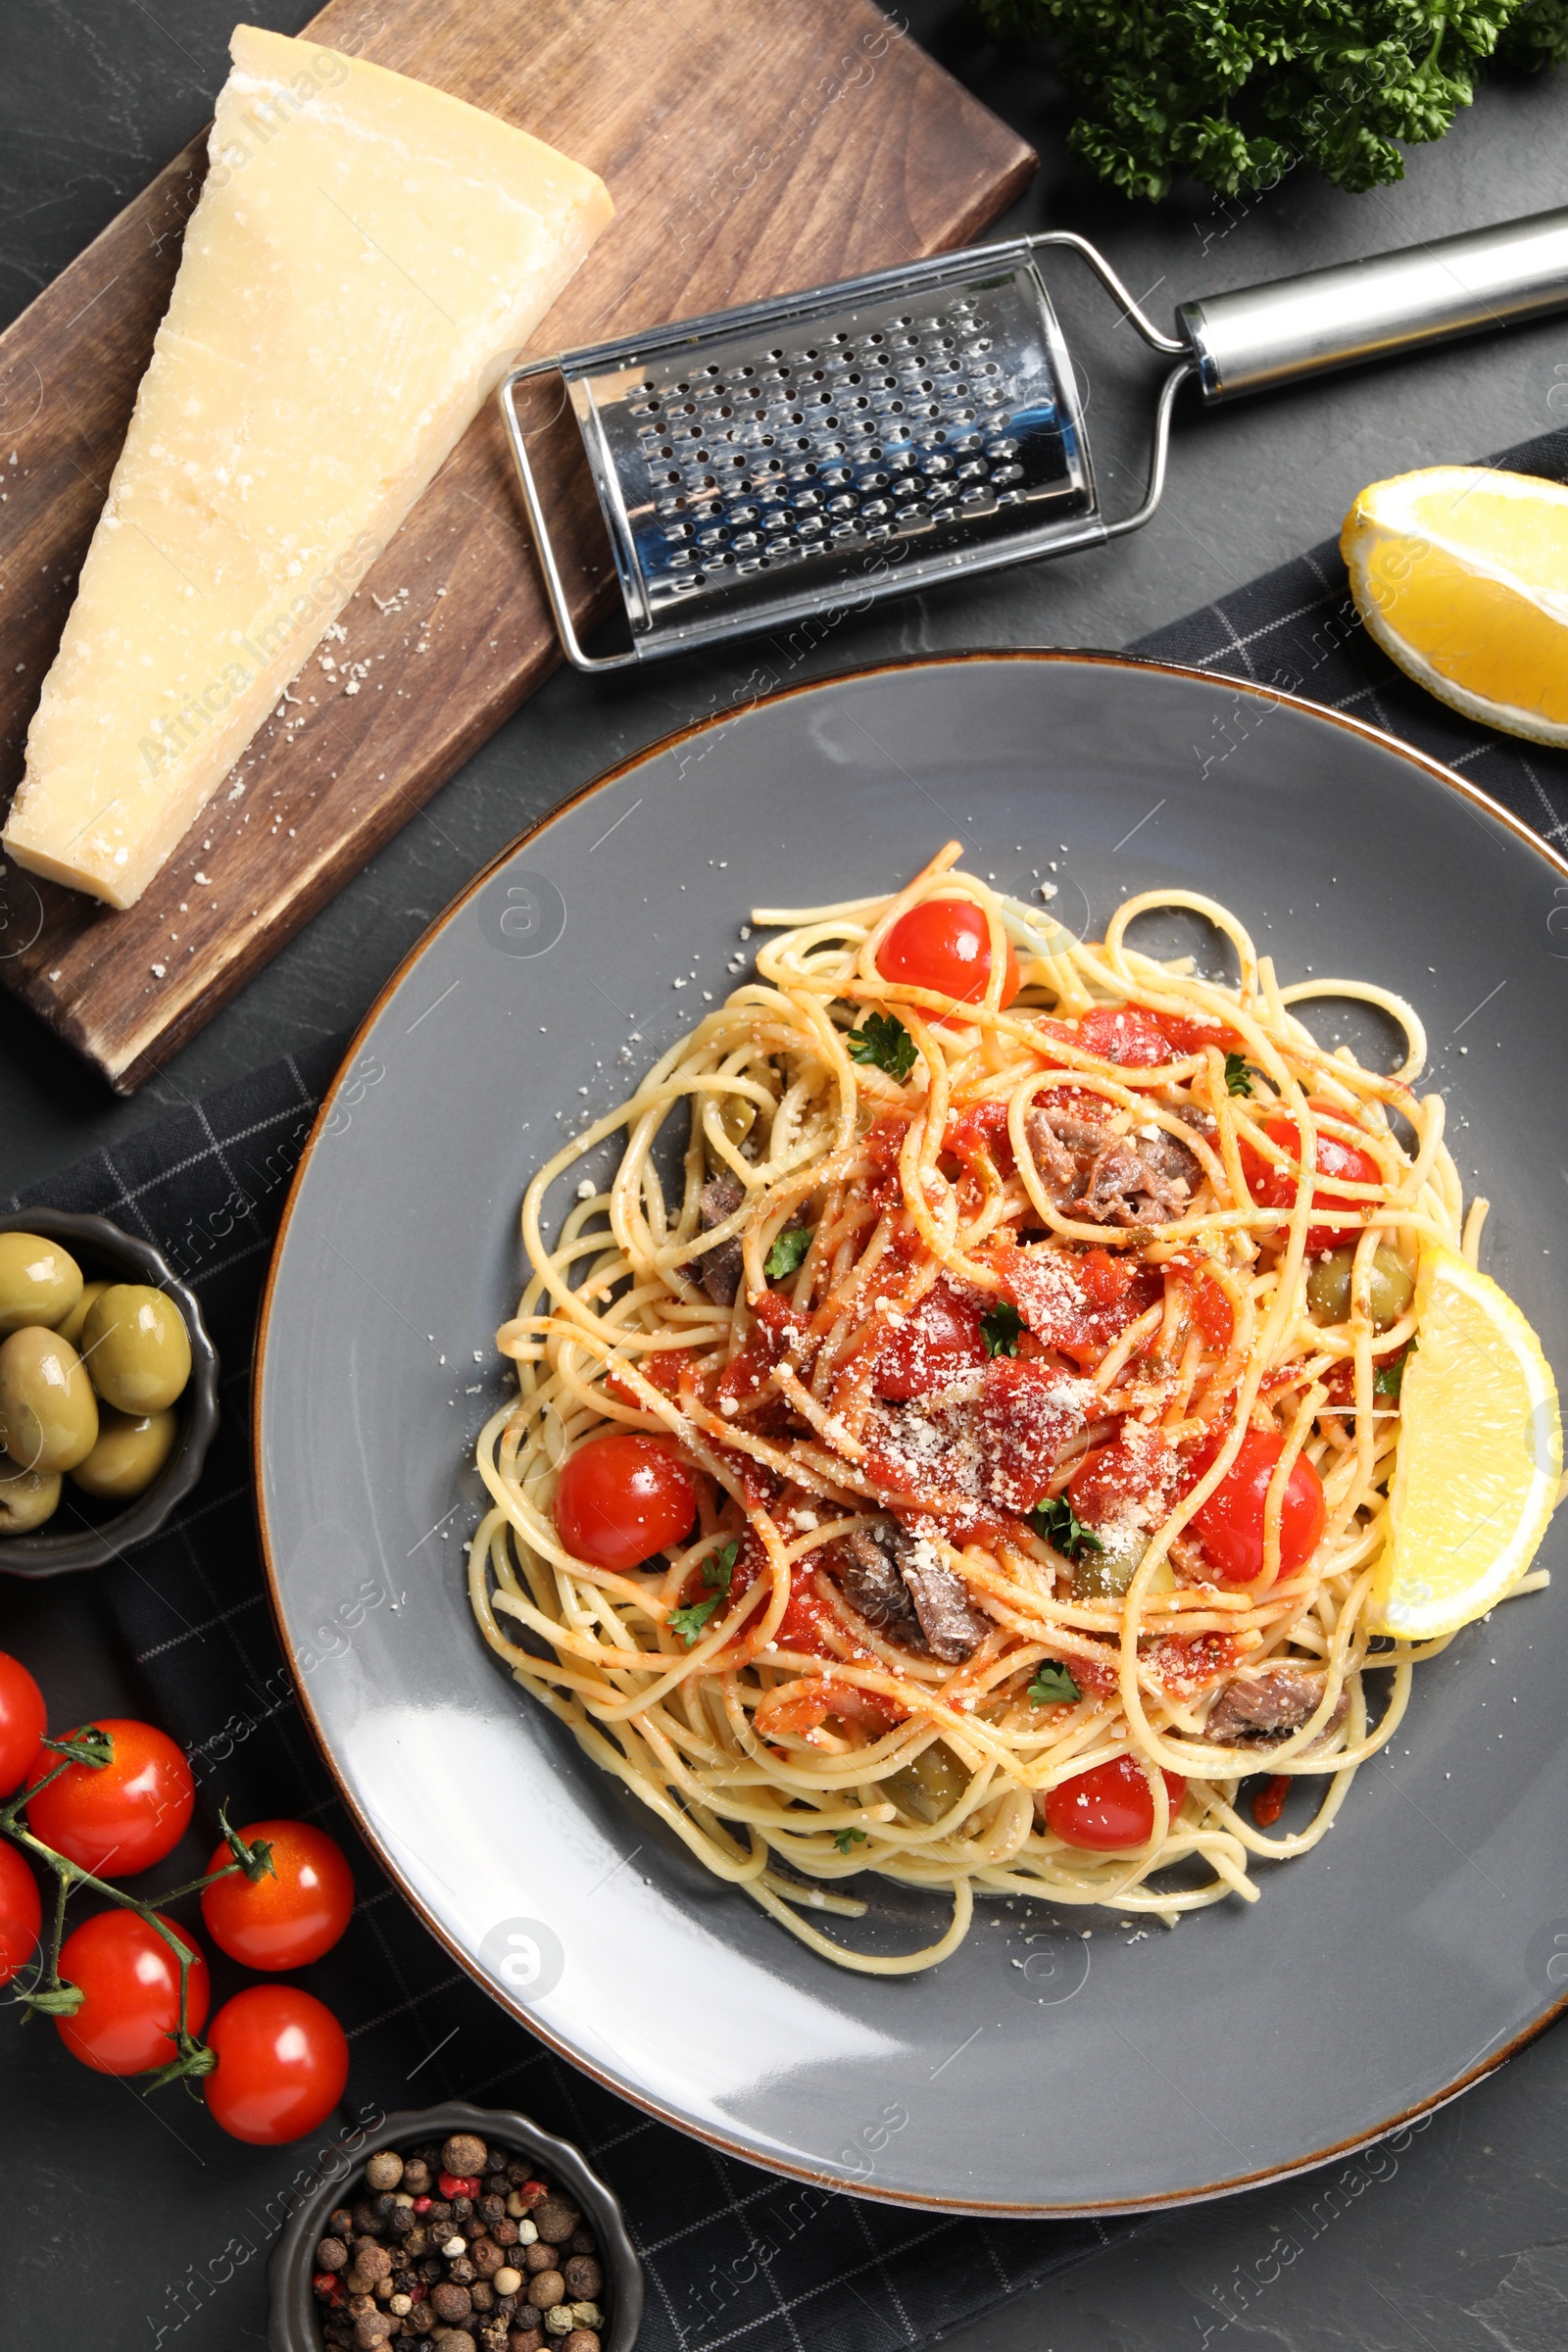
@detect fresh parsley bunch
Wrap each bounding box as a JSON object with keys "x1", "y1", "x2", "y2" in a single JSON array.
[{"x1": 976, "y1": 2, "x2": 1568, "y2": 199}]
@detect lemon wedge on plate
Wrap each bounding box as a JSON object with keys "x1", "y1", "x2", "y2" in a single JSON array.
[
  {"x1": 1342, "y1": 466, "x2": 1568, "y2": 748},
  {"x1": 1371, "y1": 1245, "x2": 1561, "y2": 1641}
]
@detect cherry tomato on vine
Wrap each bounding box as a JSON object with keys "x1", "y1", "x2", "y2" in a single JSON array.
[
  {"x1": 0, "y1": 1651, "x2": 46, "y2": 1797},
  {"x1": 1043, "y1": 1755, "x2": 1187, "y2": 1851},
  {"x1": 200, "y1": 1820, "x2": 354, "y2": 1970},
  {"x1": 0, "y1": 1841, "x2": 41, "y2": 1984},
  {"x1": 55, "y1": 1907, "x2": 210, "y2": 2075},
  {"x1": 1189, "y1": 1428, "x2": 1326, "y2": 1586},
  {"x1": 25, "y1": 1717, "x2": 194, "y2": 1877},
  {"x1": 553, "y1": 1433, "x2": 697, "y2": 1571},
  {"x1": 1240, "y1": 1102, "x2": 1381, "y2": 1255},
  {"x1": 203, "y1": 1984, "x2": 349, "y2": 2144},
  {"x1": 877, "y1": 898, "x2": 1020, "y2": 1015}
]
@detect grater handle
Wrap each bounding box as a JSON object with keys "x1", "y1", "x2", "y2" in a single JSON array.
[
  {"x1": 1019, "y1": 234, "x2": 1193, "y2": 540},
  {"x1": 1024, "y1": 232, "x2": 1190, "y2": 360},
  {"x1": 1179, "y1": 205, "x2": 1568, "y2": 403}
]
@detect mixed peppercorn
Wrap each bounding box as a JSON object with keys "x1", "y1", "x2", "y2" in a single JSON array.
[{"x1": 313, "y1": 2132, "x2": 608, "y2": 2352}]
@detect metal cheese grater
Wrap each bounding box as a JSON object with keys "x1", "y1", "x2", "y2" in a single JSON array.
[{"x1": 500, "y1": 206, "x2": 1568, "y2": 672}]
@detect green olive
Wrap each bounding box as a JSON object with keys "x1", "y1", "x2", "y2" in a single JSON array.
[
  {"x1": 1306, "y1": 1246, "x2": 1414, "y2": 1332},
  {"x1": 0, "y1": 1450, "x2": 62, "y2": 1534},
  {"x1": 0, "y1": 1232, "x2": 83, "y2": 1337},
  {"x1": 69, "y1": 1404, "x2": 179, "y2": 1501},
  {"x1": 53, "y1": 1277, "x2": 109, "y2": 1349},
  {"x1": 718, "y1": 1095, "x2": 757, "y2": 1148},
  {"x1": 0, "y1": 1328, "x2": 99, "y2": 1473},
  {"x1": 1072, "y1": 1528, "x2": 1176, "y2": 1600},
  {"x1": 80, "y1": 1285, "x2": 192, "y2": 1414},
  {"x1": 886, "y1": 1740, "x2": 970, "y2": 1824}
]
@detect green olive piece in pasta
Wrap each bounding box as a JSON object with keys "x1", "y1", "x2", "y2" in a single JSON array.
[
  {"x1": 53, "y1": 1277, "x2": 109, "y2": 1349},
  {"x1": 1071, "y1": 1530, "x2": 1177, "y2": 1601},
  {"x1": 885, "y1": 1740, "x2": 970, "y2": 1825},
  {"x1": 70, "y1": 1404, "x2": 179, "y2": 1502},
  {"x1": 79, "y1": 1285, "x2": 192, "y2": 1414},
  {"x1": 1306, "y1": 1246, "x2": 1414, "y2": 1333},
  {"x1": 0, "y1": 1450, "x2": 62, "y2": 1534},
  {"x1": 0, "y1": 1327, "x2": 99, "y2": 1474},
  {"x1": 0, "y1": 1232, "x2": 83, "y2": 1337}
]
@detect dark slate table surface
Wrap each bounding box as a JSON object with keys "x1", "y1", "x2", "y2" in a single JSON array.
[{"x1": 4, "y1": 5, "x2": 1567, "y2": 2347}]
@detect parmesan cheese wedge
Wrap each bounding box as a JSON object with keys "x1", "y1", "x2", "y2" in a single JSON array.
[{"x1": 3, "y1": 24, "x2": 612, "y2": 906}]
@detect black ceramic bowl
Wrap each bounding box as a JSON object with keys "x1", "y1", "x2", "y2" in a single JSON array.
[
  {"x1": 0, "y1": 1206, "x2": 220, "y2": 1578},
  {"x1": 267, "y1": 2099, "x2": 642, "y2": 2352}
]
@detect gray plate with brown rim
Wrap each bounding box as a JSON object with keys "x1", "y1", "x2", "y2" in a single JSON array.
[{"x1": 254, "y1": 652, "x2": 1568, "y2": 2216}]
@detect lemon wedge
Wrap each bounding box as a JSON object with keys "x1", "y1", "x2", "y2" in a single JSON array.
[
  {"x1": 1342, "y1": 466, "x2": 1568, "y2": 748},
  {"x1": 1371, "y1": 1245, "x2": 1561, "y2": 1641}
]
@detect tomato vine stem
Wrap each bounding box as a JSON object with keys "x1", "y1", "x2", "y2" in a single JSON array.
[{"x1": 0, "y1": 1726, "x2": 273, "y2": 2094}]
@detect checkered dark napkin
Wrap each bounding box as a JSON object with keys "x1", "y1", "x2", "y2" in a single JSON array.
[
  {"x1": 11, "y1": 419, "x2": 1568, "y2": 2350},
  {"x1": 5, "y1": 1048, "x2": 1117, "y2": 2344},
  {"x1": 1128, "y1": 422, "x2": 1568, "y2": 849}
]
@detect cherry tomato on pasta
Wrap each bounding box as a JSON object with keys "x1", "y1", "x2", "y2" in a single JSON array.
[
  {"x1": 1151, "y1": 1011, "x2": 1236, "y2": 1057},
  {"x1": 1240, "y1": 1102, "x2": 1381, "y2": 1254},
  {"x1": 1072, "y1": 1005, "x2": 1173, "y2": 1066},
  {"x1": 55, "y1": 1907, "x2": 210, "y2": 2075},
  {"x1": 877, "y1": 899, "x2": 1020, "y2": 1013},
  {"x1": 25, "y1": 1717, "x2": 194, "y2": 1878},
  {"x1": 0, "y1": 1650, "x2": 46, "y2": 1796},
  {"x1": 773, "y1": 1558, "x2": 839, "y2": 1655},
  {"x1": 872, "y1": 1278, "x2": 988, "y2": 1399},
  {"x1": 200, "y1": 1820, "x2": 354, "y2": 1970},
  {"x1": 554, "y1": 1433, "x2": 697, "y2": 1571},
  {"x1": 1067, "y1": 1428, "x2": 1176, "y2": 1529},
  {"x1": 1045, "y1": 1006, "x2": 1234, "y2": 1068},
  {"x1": 1076, "y1": 1247, "x2": 1140, "y2": 1309},
  {"x1": 203, "y1": 1984, "x2": 349, "y2": 2144},
  {"x1": 0, "y1": 1841, "x2": 41, "y2": 1984},
  {"x1": 996, "y1": 1242, "x2": 1161, "y2": 1371},
  {"x1": 942, "y1": 1098, "x2": 1016, "y2": 1177},
  {"x1": 1044, "y1": 1755, "x2": 1187, "y2": 1851},
  {"x1": 602, "y1": 1348, "x2": 696, "y2": 1409},
  {"x1": 1189, "y1": 1428, "x2": 1325, "y2": 1585},
  {"x1": 714, "y1": 1293, "x2": 810, "y2": 1412},
  {"x1": 1189, "y1": 1273, "x2": 1236, "y2": 1352}
]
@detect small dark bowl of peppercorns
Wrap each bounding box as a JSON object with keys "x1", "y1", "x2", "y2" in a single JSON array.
[{"x1": 267, "y1": 2100, "x2": 642, "y2": 2352}]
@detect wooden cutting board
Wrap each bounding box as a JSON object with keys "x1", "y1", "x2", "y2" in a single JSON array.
[{"x1": 0, "y1": 0, "x2": 1034, "y2": 1093}]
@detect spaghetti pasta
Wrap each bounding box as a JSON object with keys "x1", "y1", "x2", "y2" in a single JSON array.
[{"x1": 466, "y1": 842, "x2": 1520, "y2": 1972}]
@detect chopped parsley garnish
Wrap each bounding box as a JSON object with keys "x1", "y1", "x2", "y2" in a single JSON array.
[
  {"x1": 1027, "y1": 1662, "x2": 1082, "y2": 1707},
  {"x1": 847, "y1": 1010, "x2": 917, "y2": 1082},
  {"x1": 981, "y1": 1300, "x2": 1025, "y2": 1358},
  {"x1": 833, "y1": 1827, "x2": 868, "y2": 1853},
  {"x1": 1224, "y1": 1052, "x2": 1259, "y2": 1097},
  {"x1": 668, "y1": 1593, "x2": 722, "y2": 1646},
  {"x1": 671, "y1": 1540, "x2": 742, "y2": 1643},
  {"x1": 765, "y1": 1225, "x2": 813, "y2": 1281},
  {"x1": 703, "y1": 1538, "x2": 740, "y2": 1590},
  {"x1": 1374, "y1": 1341, "x2": 1413, "y2": 1400},
  {"x1": 1030, "y1": 1494, "x2": 1105, "y2": 1563}
]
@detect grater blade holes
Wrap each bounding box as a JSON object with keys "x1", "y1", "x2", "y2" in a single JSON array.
[{"x1": 587, "y1": 262, "x2": 1093, "y2": 643}]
